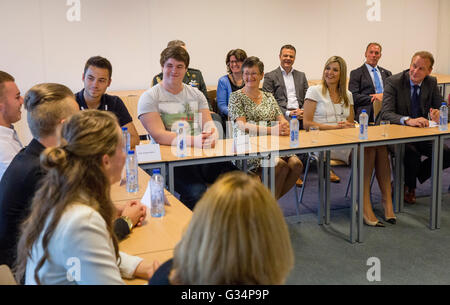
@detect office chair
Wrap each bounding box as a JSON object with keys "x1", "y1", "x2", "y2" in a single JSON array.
[{"x1": 0, "y1": 265, "x2": 17, "y2": 285}]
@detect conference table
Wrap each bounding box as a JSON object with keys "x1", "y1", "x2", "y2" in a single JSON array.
[
  {"x1": 136, "y1": 123, "x2": 450, "y2": 243},
  {"x1": 112, "y1": 167, "x2": 192, "y2": 285},
  {"x1": 320, "y1": 124, "x2": 449, "y2": 241}
]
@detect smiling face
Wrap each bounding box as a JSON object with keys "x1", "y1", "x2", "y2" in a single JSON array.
[
  {"x1": 323, "y1": 62, "x2": 341, "y2": 87},
  {"x1": 0, "y1": 81, "x2": 23, "y2": 125},
  {"x1": 365, "y1": 44, "x2": 382, "y2": 68},
  {"x1": 279, "y1": 48, "x2": 296, "y2": 73},
  {"x1": 409, "y1": 55, "x2": 432, "y2": 85},
  {"x1": 243, "y1": 65, "x2": 264, "y2": 89},
  {"x1": 228, "y1": 55, "x2": 243, "y2": 74},
  {"x1": 82, "y1": 66, "x2": 111, "y2": 100},
  {"x1": 162, "y1": 58, "x2": 187, "y2": 86}
]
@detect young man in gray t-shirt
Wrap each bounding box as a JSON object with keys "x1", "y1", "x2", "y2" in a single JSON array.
[{"x1": 138, "y1": 46, "x2": 236, "y2": 209}]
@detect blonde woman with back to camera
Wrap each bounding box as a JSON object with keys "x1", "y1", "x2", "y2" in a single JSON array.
[
  {"x1": 149, "y1": 171, "x2": 294, "y2": 285},
  {"x1": 15, "y1": 110, "x2": 158, "y2": 284}
]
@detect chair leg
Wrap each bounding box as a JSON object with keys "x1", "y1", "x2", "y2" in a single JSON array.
[
  {"x1": 298, "y1": 153, "x2": 314, "y2": 204},
  {"x1": 345, "y1": 170, "x2": 352, "y2": 198}
]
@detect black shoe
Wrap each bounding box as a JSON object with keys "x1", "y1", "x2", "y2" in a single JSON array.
[{"x1": 385, "y1": 217, "x2": 397, "y2": 225}]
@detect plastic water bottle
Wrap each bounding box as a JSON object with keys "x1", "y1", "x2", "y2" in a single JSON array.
[
  {"x1": 359, "y1": 110, "x2": 368, "y2": 140},
  {"x1": 122, "y1": 127, "x2": 130, "y2": 153},
  {"x1": 150, "y1": 169, "x2": 165, "y2": 217},
  {"x1": 126, "y1": 150, "x2": 138, "y2": 193},
  {"x1": 176, "y1": 122, "x2": 187, "y2": 157},
  {"x1": 290, "y1": 115, "x2": 299, "y2": 147},
  {"x1": 439, "y1": 102, "x2": 448, "y2": 131}
]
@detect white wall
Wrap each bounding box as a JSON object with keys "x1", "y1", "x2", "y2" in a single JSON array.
[{"x1": 0, "y1": 0, "x2": 448, "y2": 142}]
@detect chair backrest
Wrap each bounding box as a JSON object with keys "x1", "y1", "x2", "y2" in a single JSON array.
[
  {"x1": 0, "y1": 264, "x2": 17, "y2": 285},
  {"x1": 373, "y1": 99, "x2": 382, "y2": 118}
]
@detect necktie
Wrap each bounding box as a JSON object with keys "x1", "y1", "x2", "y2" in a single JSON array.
[
  {"x1": 372, "y1": 68, "x2": 383, "y2": 94},
  {"x1": 411, "y1": 85, "x2": 421, "y2": 118}
]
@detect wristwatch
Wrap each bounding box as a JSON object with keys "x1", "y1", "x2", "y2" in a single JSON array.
[{"x1": 120, "y1": 215, "x2": 133, "y2": 231}]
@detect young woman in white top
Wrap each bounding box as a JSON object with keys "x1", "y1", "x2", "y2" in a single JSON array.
[
  {"x1": 303, "y1": 56, "x2": 396, "y2": 227},
  {"x1": 15, "y1": 110, "x2": 156, "y2": 284}
]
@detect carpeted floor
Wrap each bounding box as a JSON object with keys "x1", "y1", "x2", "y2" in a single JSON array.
[{"x1": 277, "y1": 140, "x2": 450, "y2": 284}]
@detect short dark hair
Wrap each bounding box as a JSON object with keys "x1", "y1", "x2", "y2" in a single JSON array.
[
  {"x1": 167, "y1": 40, "x2": 186, "y2": 48},
  {"x1": 242, "y1": 56, "x2": 264, "y2": 74},
  {"x1": 160, "y1": 46, "x2": 190, "y2": 68},
  {"x1": 0, "y1": 71, "x2": 15, "y2": 99},
  {"x1": 83, "y1": 56, "x2": 113, "y2": 79},
  {"x1": 279, "y1": 44, "x2": 296, "y2": 56},
  {"x1": 226, "y1": 49, "x2": 247, "y2": 74}
]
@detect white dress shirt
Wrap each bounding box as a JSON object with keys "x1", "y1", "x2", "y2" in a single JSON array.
[
  {"x1": 0, "y1": 125, "x2": 23, "y2": 181},
  {"x1": 281, "y1": 66, "x2": 300, "y2": 117}
]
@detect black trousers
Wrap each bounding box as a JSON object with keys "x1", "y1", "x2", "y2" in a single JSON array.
[{"x1": 404, "y1": 141, "x2": 450, "y2": 189}]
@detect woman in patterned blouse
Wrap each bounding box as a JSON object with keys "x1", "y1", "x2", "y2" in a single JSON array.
[{"x1": 228, "y1": 56, "x2": 303, "y2": 199}]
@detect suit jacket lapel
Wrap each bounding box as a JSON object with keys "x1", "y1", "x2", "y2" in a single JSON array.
[
  {"x1": 292, "y1": 70, "x2": 301, "y2": 100},
  {"x1": 420, "y1": 77, "x2": 431, "y2": 114},
  {"x1": 277, "y1": 67, "x2": 287, "y2": 99},
  {"x1": 403, "y1": 71, "x2": 412, "y2": 115},
  {"x1": 379, "y1": 67, "x2": 388, "y2": 84}
]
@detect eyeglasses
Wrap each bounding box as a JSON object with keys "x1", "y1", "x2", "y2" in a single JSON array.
[
  {"x1": 243, "y1": 72, "x2": 260, "y2": 77},
  {"x1": 229, "y1": 60, "x2": 242, "y2": 65}
]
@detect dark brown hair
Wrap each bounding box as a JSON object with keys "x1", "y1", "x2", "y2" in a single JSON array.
[
  {"x1": 83, "y1": 56, "x2": 113, "y2": 79},
  {"x1": 160, "y1": 46, "x2": 190, "y2": 68},
  {"x1": 279, "y1": 44, "x2": 296, "y2": 56},
  {"x1": 241, "y1": 56, "x2": 264, "y2": 74},
  {"x1": 0, "y1": 71, "x2": 15, "y2": 99}
]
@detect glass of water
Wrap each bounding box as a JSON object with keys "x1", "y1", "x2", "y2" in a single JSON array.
[
  {"x1": 380, "y1": 120, "x2": 390, "y2": 137},
  {"x1": 309, "y1": 126, "x2": 319, "y2": 143}
]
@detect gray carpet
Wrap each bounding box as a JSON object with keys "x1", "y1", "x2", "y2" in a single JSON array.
[{"x1": 278, "y1": 171, "x2": 450, "y2": 284}]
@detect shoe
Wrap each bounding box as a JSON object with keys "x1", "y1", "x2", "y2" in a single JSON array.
[
  {"x1": 363, "y1": 216, "x2": 385, "y2": 227},
  {"x1": 385, "y1": 217, "x2": 397, "y2": 225},
  {"x1": 404, "y1": 186, "x2": 416, "y2": 204},
  {"x1": 330, "y1": 170, "x2": 340, "y2": 183},
  {"x1": 296, "y1": 177, "x2": 303, "y2": 187}
]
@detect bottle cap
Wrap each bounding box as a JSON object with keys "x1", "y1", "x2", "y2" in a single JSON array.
[
  {"x1": 362, "y1": 109, "x2": 367, "y2": 113},
  {"x1": 292, "y1": 115, "x2": 297, "y2": 119},
  {"x1": 152, "y1": 169, "x2": 161, "y2": 174},
  {"x1": 442, "y1": 102, "x2": 447, "y2": 106},
  {"x1": 122, "y1": 127, "x2": 128, "y2": 131},
  {"x1": 127, "y1": 150, "x2": 134, "y2": 155}
]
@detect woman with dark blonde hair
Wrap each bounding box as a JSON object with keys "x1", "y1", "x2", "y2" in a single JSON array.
[
  {"x1": 15, "y1": 110, "x2": 156, "y2": 284},
  {"x1": 303, "y1": 56, "x2": 396, "y2": 226},
  {"x1": 149, "y1": 171, "x2": 294, "y2": 285}
]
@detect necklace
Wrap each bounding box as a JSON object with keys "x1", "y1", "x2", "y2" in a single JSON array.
[{"x1": 231, "y1": 73, "x2": 243, "y2": 87}]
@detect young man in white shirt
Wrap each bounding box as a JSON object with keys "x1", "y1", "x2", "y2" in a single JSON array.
[{"x1": 0, "y1": 71, "x2": 23, "y2": 180}]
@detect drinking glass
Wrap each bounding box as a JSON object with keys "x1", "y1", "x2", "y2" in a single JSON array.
[
  {"x1": 309, "y1": 126, "x2": 319, "y2": 143},
  {"x1": 380, "y1": 120, "x2": 390, "y2": 137}
]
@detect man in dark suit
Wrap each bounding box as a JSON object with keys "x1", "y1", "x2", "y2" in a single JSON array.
[
  {"x1": 263, "y1": 44, "x2": 309, "y2": 122},
  {"x1": 379, "y1": 51, "x2": 450, "y2": 203},
  {"x1": 349, "y1": 42, "x2": 392, "y2": 123}
]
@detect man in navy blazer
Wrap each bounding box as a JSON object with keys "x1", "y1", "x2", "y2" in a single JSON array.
[
  {"x1": 349, "y1": 42, "x2": 392, "y2": 123},
  {"x1": 379, "y1": 51, "x2": 450, "y2": 203},
  {"x1": 262, "y1": 45, "x2": 309, "y2": 122}
]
